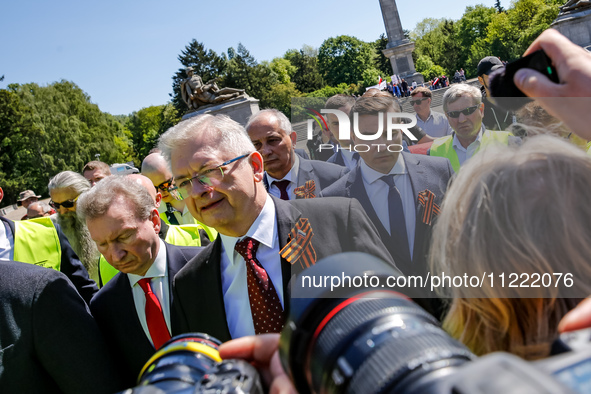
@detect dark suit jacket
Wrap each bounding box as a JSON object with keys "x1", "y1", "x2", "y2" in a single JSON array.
[
  {"x1": 0, "y1": 216, "x2": 98, "y2": 305},
  {"x1": 321, "y1": 152, "x2": 453, "y2": 278},
  {"x1": 264, "y1": 157, "x2": 349, "y2": 198},
  {"x1": 294, "y1": 148, "x2": 310, "y2": 160},
  {"x1": 90, "y1": 243, "x2": 203, "y2": 389},
  {"x1": 0, "y1": 260, "x2": 123, "y2": 394},
  {"x1": 172, "y1": 196, "x2": 399, "y2": 342}
]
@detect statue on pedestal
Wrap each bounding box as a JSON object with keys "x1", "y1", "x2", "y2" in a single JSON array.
[{"x1": 181, "y1": 67, "x2": 246, "y2": 111}]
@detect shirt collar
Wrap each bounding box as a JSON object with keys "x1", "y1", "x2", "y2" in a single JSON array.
[
  {"x1": 265, "y1": 154, "x2": 299, "y2": 185},
  {"x1": 359, "y1": 153, "x2": 407, "y2": 185},
  {"x1": 452, "y1": 125, "x2": 485, "y2": 151},
  {"x1": 128, "y1": 238, "x2": 167, "y2": 287},
  {"x1": 220, "y1": 195, "x2": 277, "y2": 264}
]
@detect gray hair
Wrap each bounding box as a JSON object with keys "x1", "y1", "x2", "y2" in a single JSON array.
[
  {"x1": 48, "y1": 171, "x2": 91, "y2": 195},
  {"x1": 245, "y1": 109, "x2": 293, "y2": 135},
  {"x1": 442, "y1": 84, "x2": 482, "y2": 113},
  {"x1": 77, "y1": 175, "x2": 155, "y2": 222},
  {"x1": 158, "y1": 114, "x2": 255, "y2": 164}
]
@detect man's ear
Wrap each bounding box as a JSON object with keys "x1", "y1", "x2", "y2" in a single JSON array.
[
  {"x1": 154, "y1": 192, "x2": 162, "y2": 208},
  {"x1": 289, "y1": 131, "x2": 297, "y2": 146},
  {"x1": 250, "y1": 151, "x2": 265, "y2": 182},
  {"x1": 478, "y1": 76, "x2": 484, "y2": 86},
  {"x1": 0, "y1": 187, "x2": 4, "y2": 203},
  {"x1": 150, "y1": 208, "x2": 161, "y2": 234}
]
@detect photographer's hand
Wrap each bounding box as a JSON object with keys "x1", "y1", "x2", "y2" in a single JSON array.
[
  {"x1": 219, "y1": 334, "x2": 296, "y2": 394},
  {"x1": 513, "y1": 29, "x2": 591, "y2": 139},
  {"x1": 558, "y1": 298, "x2": 591, "y2": 333}
]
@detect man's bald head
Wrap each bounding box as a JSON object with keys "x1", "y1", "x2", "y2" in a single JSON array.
[
  {"x1": 141, "y1": 152, "x2": 174, "y2": 203},
  {"x1": 128, "y1": 174, "x2": 160, "y2": 206}
]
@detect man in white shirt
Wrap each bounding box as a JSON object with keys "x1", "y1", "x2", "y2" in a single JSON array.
[
  {"x1": 245, "y1": 109, "x2": 348, "y2": 200},
  {"x1": 79, "y1": 175, "x2": 203, "y2": 387},
  {"x1": 409, "y1": 87, "x2": 453, "y2": 138},
  {"x1": 157, "y1": 113, "x2": 399, "y2": 342}
]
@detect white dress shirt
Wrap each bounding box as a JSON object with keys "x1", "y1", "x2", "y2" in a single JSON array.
[
  {"x1": 265, "y1": 155, "x2": 300, "y2": 201},
  {"x1": 359, "y1": 155, "x2": 416, "y2": 258},
  {"x1": 127, "y1": 239, "x2": 170, "y2": 346},
  {"x1": 452, "y1": 126, "x2": 485, "y2": 167},
  {"x1": 219, "y1": 195, "x2": 284, "y2": 338}
]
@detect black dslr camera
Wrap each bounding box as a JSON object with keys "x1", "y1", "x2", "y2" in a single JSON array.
[
  {"x1": 120, "y1": 333, "x2": 263, "y2": 394},
  {"x1": 280, "y1": 252, "x2": 591, "y2": 394}
]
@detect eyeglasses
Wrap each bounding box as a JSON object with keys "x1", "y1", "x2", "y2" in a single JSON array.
[
  {"x1": 410, "y1": 97, "x2": 429, "y2": 106},
  {"x1": 155, "y1": 178, "x2": 174, "y2": 192},
  {"x1": 170, "y1": 154, "x2": 249, "y2": 200},
  {"x1": 49, "y1": 195, "x2": 79, "y2": 209},
  {"x1": 446, "y1": 105, "x2": 480, "y2": 118}
]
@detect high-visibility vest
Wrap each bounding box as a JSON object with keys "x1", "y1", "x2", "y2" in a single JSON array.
[
  {"x1": 430, "y1": 130, "x2": 512, "y2": 172},
  {"x1": 98, "y1": 223, "x2": 216, "y2": 286},
  {"x1": 13, "y1": 217, "x2": 62, "y2": 271}
]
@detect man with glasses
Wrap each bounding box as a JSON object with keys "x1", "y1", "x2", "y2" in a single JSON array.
[
  {"x1": 49, "y1": 171, "x2": 101, "y2": 283},
  {"x1": 477, "y1": 56, "x2": 515, "y2": 131},
  {"x1": 158, "y1": 114, "x2": 398, "y2": 342},
  {"x1": 0, "y1": 185, "x2": 98, "y2": 305},
  {"x1": 429, "y1": 84, "x2": 518, "y2": 172},
  {"x1": 409, "y1": 87, "x2": 453, "y2": 138}
]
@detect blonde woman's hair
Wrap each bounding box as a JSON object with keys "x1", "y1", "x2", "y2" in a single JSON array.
[{"x1": 430, "y1": 135, "x2": 591, "y2": 359}]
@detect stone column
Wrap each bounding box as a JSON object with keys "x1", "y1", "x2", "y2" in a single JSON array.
[
  {"x1": 551, "y1": 2, "x2": 591, "y2": 50},
  {"x1": 379, "y1": 0, "x2": 424, "y2": 84}
]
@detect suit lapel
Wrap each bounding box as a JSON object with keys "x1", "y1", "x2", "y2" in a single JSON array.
[
  {"x1": 403, "y1": 152, "x2": 431, "y2": 264},
  {"x1": 115, "y1": 274, "x2": 154, "y2": 350},
  {"x1": 272, "y1": 196, "x2": 302, "y2": 292},
  {"x1": 295, "y1": 159, "x2": 317, "y2": 199}
]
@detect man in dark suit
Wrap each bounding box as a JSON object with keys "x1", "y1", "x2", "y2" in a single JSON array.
[
  {"x1": 78, "y1": 175, "x2": 204, "y2": 388},
  {"x1": 245, "y1": 109, "x2": 348, "y2": 200},
  {"x1": 0, "y1": 187, "x2": 98, "y2": 304},
  {"x1": 158, "y1": 113, "x2": 399, "y2": 342},
  {"x1": 322, "y1": 96, "x2": 453, "y2": 279},
  {"x1": 0, "y1": 260, "x2": 123, "y2": 393}
]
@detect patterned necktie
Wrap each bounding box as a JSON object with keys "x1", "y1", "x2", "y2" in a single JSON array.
[
  {"x1": 235, "y1": 237, "x2": 284, "y2": 334},
  {"x1": 273, "y1": 180, "x2": 290, "y2": 200},
  {"x1": 381, "y1": 175, "x2": 409, "y2": 252},
  {"x1": 137, "y1": 278, "x2": 171, "y2": 349},
  {"x1": 165, "y1": 203, "x2": 180, "y2": 225}
]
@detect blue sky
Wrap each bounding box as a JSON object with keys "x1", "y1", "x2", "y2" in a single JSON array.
[{"x1": 1, "y1": 0, "x2": 502, "y2": 115}]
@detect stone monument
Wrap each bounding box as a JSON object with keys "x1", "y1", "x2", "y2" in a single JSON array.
[
  {"x1": 180, "y1": 67, "x2": 260, "y2": 125},
  {"x1": 551, "y1": 0, "x2": 591, "y2": 50},
  {"x1": 379, "y1": 0, "x2": 424, "y2": 84}
]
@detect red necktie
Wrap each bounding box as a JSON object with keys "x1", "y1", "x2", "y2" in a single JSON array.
[
  {"x1": 273, "y1": 180, "x2": 290, "y2": 200},
  {"x1": 235, "y1": 237, "x2": 284, "y2": 334},
  {"x1": 137, "y1": 278, "x2": 171, "y2": 349}
]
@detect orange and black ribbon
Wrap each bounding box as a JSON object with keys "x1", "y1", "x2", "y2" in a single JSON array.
[
  {"x1": 280, "y1": 218, "x2": 316, "y2": 269},
  {"x1": 417, "y1": 189, "x2": 440, "y2": 225},
  {"x1": 293, "y1": 180, "x2": 316, "y2": 199}
]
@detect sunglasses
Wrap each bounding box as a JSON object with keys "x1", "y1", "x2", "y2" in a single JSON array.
[
  {"x1": 410, "y1": 97, "x2": 429, "y2": 106},
  {"x1": 446, "y1": 105, "x2": 480, "y2": 118},
  {"x1": 49, "y1": 195, "x2": 79, "y2": 209},
  {"x1": 155, "y1": 178, "x2": 174, "y2": 192}
]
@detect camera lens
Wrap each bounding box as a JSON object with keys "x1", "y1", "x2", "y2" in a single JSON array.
[{"x1": 280, "y1": 253, "x2": 475, "y2": 394}]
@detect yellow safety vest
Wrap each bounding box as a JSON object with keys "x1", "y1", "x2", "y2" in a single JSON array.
[
  {"x1": 430, "y1": 130, "x2": 512, "y2": 172},
  {"x1": 98, "y1": 223, "x2": 217, "y2": 286},
  {"x1": 13, "y1": 217, "x2": 62, "y2": 271}
]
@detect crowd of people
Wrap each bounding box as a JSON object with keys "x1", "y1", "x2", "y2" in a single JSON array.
[{"x1": 1, "y1": 28, "x2": 591, "y2": 393}]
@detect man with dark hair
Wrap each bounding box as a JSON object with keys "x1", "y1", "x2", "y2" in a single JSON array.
[
  {"x1": 79, "y1": 175, "x2": 204, "y2": 387},
  {"x1": 158, "y1": 113, "x2": 398, "y2": 342},
  {"x1": 246, "y1": 109, "x2": 348, "y2": 200},
  {"x1": 477, "y1": 56, "x2": 515, "y2": 130},
  {"x1": 82, "y1": 160, "x2": 111, "y2": 187},
  {"x1": 410, "y1": 87, "x2": 453, "y2": 138},
  {"x1": 324, "y1": 94, "x2": 360, "y2": 170},
  {"x1": 322, "y1": 96, "x2": 453, "y2": 284}
]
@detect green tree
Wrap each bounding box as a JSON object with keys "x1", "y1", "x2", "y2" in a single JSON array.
[
  {"x1": 284, "y1": 45, "x2": 325, "y2": 93},
  {"x1": 170, "y1": 40, "x2": 227, "y2": 114},
  {"x1": 495, "y1": 0, "x2": 505, "y2": 12},
  {"x1": 373, "y1": 34, "x2": 392, "y2": 77},
  {"x1": 125, "y1": 104, "x2": 179, "y2": 161},
  {"x1": 268, "y1": 58, "x2": 296, "y2": 85},
  {"x1": 318, "y1": 35, "x2": 376, "y2": 86}
]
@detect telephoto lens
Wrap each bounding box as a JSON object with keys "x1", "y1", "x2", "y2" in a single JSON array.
[{"x1": 280, "y1": 252, "x2": 475, "y2": 394}]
